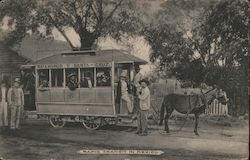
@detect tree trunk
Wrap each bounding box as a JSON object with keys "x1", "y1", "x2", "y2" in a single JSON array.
[{"x1": 80, "y1": 35, "x2": 96, "y2": 50}]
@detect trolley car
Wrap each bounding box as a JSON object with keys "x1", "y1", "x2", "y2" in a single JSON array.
[{"x1": 22, "y1": 50, "x2": 147, "y2": 130}]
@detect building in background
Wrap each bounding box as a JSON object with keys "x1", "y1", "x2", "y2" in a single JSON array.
[
  {"x1": 19, "y1": 35, "x2": 71, "y2": 61},
  {"x1": 0, "y1": 41, "x2": 29, "y2": 86}
]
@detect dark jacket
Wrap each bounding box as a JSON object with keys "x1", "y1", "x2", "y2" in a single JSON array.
[{"x1": 67, "y1": 79, "x2": 78, "y2": 90}]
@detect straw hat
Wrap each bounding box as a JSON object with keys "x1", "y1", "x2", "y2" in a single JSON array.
[
  {"x1": 67, "y1": 73, "x2": 77, "y2": 78},
  {"x1": 120, "y1": 72, "x2": 127, "y2": 78},
  {"x1": 14, "y1": 77, "x2": 21, "y2": 83},
  {"x1": 139, "y1": 79, "x2": 149, "y2": 86}
]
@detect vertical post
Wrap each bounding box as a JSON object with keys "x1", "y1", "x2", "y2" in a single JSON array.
[
  {"x1": 49, "y1": 69, "x2": 52, "y2": 87},
  {"x1": 112, "y1": 61, "x2": 115, "y2": 115},
  {"x1": 63, "y1": 68, "x2": 66, "y2": 88},
  {"x1": 35, "y1": 67, "x2": 38, "y2": 105},
  {"x1": 35, "y1": 68, "x2": 39, "y2": 88},
  {"x1": 78, "y1": 68, "x2": 81, "y2": 88},
  {"x1": 94, "y1": 67, "x2": 96, "y2": 87}
]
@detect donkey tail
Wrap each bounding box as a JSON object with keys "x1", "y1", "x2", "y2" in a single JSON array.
[{"x1": 159, "y1": 97, "x2": 166, "y2": 126}]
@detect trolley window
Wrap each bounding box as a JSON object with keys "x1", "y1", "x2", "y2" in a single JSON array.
[
  {"x1": 65, "y1": 68, "x2": 79, "y2": 88},
  {"x1": 96, "y1": 68, "x2": 111, "y2": 87},
  {"x1": 38, "y1": 69, "x2": 49, "y2": 87},
  {"x1": 51, "y1": 69, "x2": 64, "y2": 87},
  {"x1": 80, "y1": 68, "x2": 94, "y2": 88}
]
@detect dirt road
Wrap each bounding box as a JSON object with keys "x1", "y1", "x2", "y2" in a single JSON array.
[{"x1": 0, "y1": 117, "x2": 248, "y2": 160}]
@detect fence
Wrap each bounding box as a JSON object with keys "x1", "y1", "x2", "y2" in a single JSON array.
[{"x1": 205, "y1": 99, "x2": 228, "y2": 116}]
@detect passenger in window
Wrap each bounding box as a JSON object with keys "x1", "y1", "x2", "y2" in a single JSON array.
[
  {"x1": 39, "y1": 71, "x2": 48, "y2": 85},
  {"x1": 96, "y1": 69, "x2": 111, "y2": 86},
  {"x1": 67, "y1": 73, "x2": 78, "y2": 90},
  {"x1": 38, "y1": 80, "x2": 49, "y2": 91},
  {"x1": 103, "y1": 70, "x2": 111, "y2": 86},
  {"x1": 116, "y1": 72, "x2": 133, "y2": 114},
  {"x1": 40, "y1": 80, "x2": 49, "y2": 88},
  {"x1": 80, "y1": 72, "x2": 93, "y2": 88},
  {"x1": 96, "y1": 71, "x2": 105, "y2": 86}
]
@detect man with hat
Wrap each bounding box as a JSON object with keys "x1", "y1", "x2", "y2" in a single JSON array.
[
  {"x1": 136, "y1": 79, "x2": 150, "y2": 136},
  {"x1": 67, "y1": 73, "x2": 78, "y2": 90},
  {"x1": 132, "y1": 65, "x2": 143, "y2": 119},
  {"x1": 133, "y1": 65, "x2": 143, "y2": 92},
  {"x1": 116, "y1": 72, "x2": 133, "y2": 113},
  {"x1": 7, "y1": 78, "x2": 24, "y2": 130},
  {"x1": 0, "y1": 80, "x2": 9, "y2": 131}
]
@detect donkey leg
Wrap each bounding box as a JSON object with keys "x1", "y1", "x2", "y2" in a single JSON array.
[
  {"x1": 194, "y1": 113, "x2": 200, "y2": 136},
  {"x1": 159, "y1": 101, "x2": 165, "y2": 126},
  {"x1": 159, "y1": 97, "x2": 167, "y2": 126},
  {"x1": 164, "y1": 108, "x2": 173, "y2": 133}
]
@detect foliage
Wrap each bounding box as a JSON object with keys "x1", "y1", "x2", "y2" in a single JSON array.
[
  {"x1": 145, "y1": 0, "x2": 249, "y2": 114},
  {"x1": 143, "y1": 23, "x2": 193, "y2": 68},
  {"x1": 192, "y1": 0, "x2": 249, "y2": 68},
  {"x1": 0, "y1": 0, "x2": 37, "y2": 45},
  {"x1": 0, "y1": 0, "x2": 144, "y2": 49},
  {"x1": 195, "y1": 0, "x2": 249, "y2": 114}
]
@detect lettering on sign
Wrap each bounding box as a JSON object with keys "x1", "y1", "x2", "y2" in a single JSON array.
[
  {"x1": 37, "y1": 63, "x2": 111, "y2": 69},
  {"x1": 77, "y1": 149, "x2": 164, "y2": 155},
  {"x1": 37, "y1": 64, "x2": 64, "y2": 69}
]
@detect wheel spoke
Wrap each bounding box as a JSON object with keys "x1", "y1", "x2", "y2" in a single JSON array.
[
  {"x1": 49, "y1": 116, "x2": 66, "y2": 128},
  {"x1": 82, "y1": 116, "x2": 102, "y2": 130}
]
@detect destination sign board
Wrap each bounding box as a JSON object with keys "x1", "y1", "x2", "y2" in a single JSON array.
[{"x1": 37, "y1": 62, "x2": 112, "y2": 69}]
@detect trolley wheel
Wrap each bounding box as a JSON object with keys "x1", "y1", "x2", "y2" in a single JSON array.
[
  {"x1": 82, "y1": 116, "x2": 102, "y2": 130},
  {"x1": 49, "y1": 116, "x2": 66, "y2": 128}
]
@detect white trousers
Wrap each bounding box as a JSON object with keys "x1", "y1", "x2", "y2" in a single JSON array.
[
  {"x1": 10, "y1": 105, "x2": 21, "y2": 129},
  {"x1": 0, "y1": 101, "x2": 8, "y2": 127},
  {"x1": 121, "y1": 93, "x2": 133, "y2": 113}
]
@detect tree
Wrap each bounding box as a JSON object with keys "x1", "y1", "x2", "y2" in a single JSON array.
[
  {"x1": 0, "y1": 0, "x2": 143, "y2": 49},
  {"x1": 145, "y1": 0, "x2": 249, "y2": 115},
  {"x1": 143, "y1": 0, "x2": 216, "y2": 85},
  {"x1": 144, "y1": 23, "x2": 193, "y2": 68},
  {"x1": 192, "y1": 0, "x2": 249, "y2": 114}
]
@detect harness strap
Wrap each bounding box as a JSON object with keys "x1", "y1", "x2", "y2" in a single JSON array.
[{"x1": 187, "y1": 95, "x2": 192, "y2": 115}]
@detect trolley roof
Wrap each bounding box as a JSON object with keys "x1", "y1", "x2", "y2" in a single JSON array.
[{"x1": 29, "y1": 49, "x2": 147, "y2": 65}]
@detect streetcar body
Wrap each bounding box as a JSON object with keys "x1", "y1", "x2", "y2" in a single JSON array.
[{"x1": 23, "y1": 50, "x2": 147, "y2": 129}]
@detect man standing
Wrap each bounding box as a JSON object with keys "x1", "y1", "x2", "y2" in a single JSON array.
[
  {"x1": 8, "y1": 78, "x2": 24, "y2": 130},
  {"x1": 0, "y1": 81, "x2": 9, "y2": 131},
  {"x1": 133, "y1": 66, "x2": 143, "y2": 93},
  {"x1": 136, "y1": 79, "x2": 150, "y2": 136},
  {"x1": 132, "y1": 65, "x2": 143, "y2": 119}
]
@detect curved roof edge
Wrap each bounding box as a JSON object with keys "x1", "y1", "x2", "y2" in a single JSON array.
[{"x1": 29, "y1": 49, "x2": 148, "y2": 65}]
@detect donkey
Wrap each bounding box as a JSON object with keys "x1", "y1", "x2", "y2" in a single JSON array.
[{"x1": 159, "y1": 88, "x2": 228, "y2": 136}]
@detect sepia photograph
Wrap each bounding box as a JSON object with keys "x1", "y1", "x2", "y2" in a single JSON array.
[{"x1": 0, "y1": 0, "x2": 249, "y2": 159}]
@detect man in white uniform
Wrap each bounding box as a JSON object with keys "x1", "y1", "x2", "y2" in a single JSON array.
[
  {"x1": 8, "y1": 78, "x2": 24, "y2": 130},
  {"x1": 136, "y1": 79, "x2": 150, "y2": 136},
  {"x1": 0, "y1": 81, "x2": 9, "y2": 131}
]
